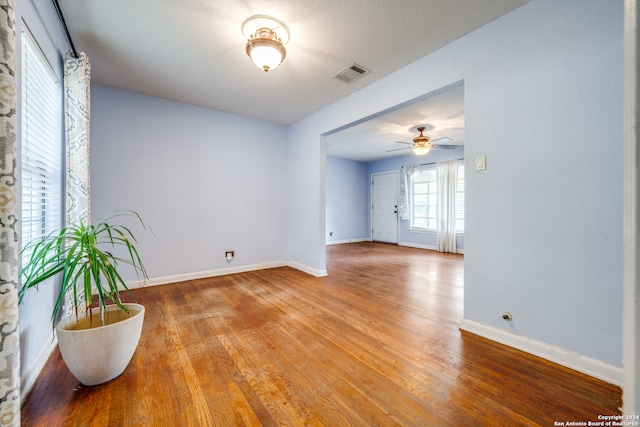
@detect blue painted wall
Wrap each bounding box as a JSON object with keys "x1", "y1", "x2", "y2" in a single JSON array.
[
  {"x1": 91, "y1": 86, "x2": 289, "y2": 280},
  {"x1": 326, "y1": 157, "x2": 369, "y2": 244}
]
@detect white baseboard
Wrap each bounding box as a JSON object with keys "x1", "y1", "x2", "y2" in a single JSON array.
[
  {"x1": 133, "y1": 261, "x2": 289, "y2": 289},
  {"x1": 399, "y1": 241, "x2": 464, "y2": 254},
  {"x1": 287, "y1": 261, "x2": 328, "y2": 277},
  {"x1": 21, "y1": 331, "x2": 57, "y2": 404},
  {"x1": 399, "y1": 241, "x2": 437, "y2": 251},
  {"x1": 324, "y1": 239, "x2": 465, "y2": 255},
  {"x1": 128, "y1": 260, "x2": 327, "y2": 290},
  {"x1": 326, "y1": 238, "x2": 371, "y2": 246},
  {"x1": 459, "y1": 319, "x2": 623, "y2": 386}
]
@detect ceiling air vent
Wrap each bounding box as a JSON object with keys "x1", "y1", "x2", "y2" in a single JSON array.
[{"x1": 333, "y1": 63, "x2": 370, "y2": 84}]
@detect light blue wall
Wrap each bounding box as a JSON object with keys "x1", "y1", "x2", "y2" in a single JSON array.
[
  {"x1": 367, "y1": 148, "x2": 465, "y2": 251},
  {"x1": 91, "y1": 85, "x2": 289, "y2": 280},
  {"x1": 325, "y1": 156, "x2": 369, "y2": 243},
  {"x1": 462, "y1": 0, "x2": 622, "y2": 367},
  {"x1": 287, "y1": 0, "x2": 623, "y2": 366},
  {"x1": 287, "y1": 127, "x2": 327, "y2": 275}
]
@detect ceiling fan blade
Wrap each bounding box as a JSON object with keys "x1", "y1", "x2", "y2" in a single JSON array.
[
  {"x1": 394, "y1": 141, "x2": 412, "y2": 145},
  {"x1": 385, "y1": 147, "x2": 411, "y2": 152},
  {"x1": 432, "y1": 137, "x2": 453, "y2": 144},
  {"x1": 433, "y1": 145, "x2": 460, "y2": 150}
]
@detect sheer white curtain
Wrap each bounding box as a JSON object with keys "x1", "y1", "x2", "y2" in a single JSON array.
[
  {"x1": 399, "y1": 164, "x2": 421, "y2": 220},
  {"x1": 436, "y1": 159, "x2": 458, "y2": 253}
]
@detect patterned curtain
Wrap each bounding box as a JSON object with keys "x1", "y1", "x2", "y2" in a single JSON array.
[
  {"x1": 62, "y1": 51, "x2": 91, "y2": 319},
  {"x1": 0, "y1": 0, "x2": 22, "y2": 425}
]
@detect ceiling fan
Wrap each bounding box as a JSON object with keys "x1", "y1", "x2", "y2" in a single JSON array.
[{"x1": 386, "y1": 126, "x2": 461, "y2": 156}]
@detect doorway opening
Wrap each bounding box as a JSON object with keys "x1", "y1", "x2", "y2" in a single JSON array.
[{"x1": 324, "y1": 80, "x2": 465, "y2": 252}]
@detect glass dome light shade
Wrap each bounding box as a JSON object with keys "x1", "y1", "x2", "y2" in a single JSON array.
[
  {"x1": 246, "y1": 37, "x2": 286, "y2": 72},
  {"x1": 412, "y1": 145, "x2": 432, "y2": 156}
]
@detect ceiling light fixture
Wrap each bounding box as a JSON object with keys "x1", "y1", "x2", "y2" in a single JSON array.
[
  {"x1": 241, "y1": 15, "x2": 290, "y2": 72},
  {"x1": 411, "y1": 127, "x2": 434, "y2": 156}
]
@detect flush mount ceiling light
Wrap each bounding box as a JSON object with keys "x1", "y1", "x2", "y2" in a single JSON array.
[
  {"x1": 411, "y1": 127, "x2": 434, "y2": 156},
  {"x1": 241, "y1": 15, "x2": 290, "y2": 72}
]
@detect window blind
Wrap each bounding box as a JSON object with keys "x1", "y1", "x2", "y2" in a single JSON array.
[{"x1": 21, "y1": 29, "x2": 63, "y2": 260}]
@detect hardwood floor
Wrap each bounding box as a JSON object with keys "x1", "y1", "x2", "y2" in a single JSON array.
[{"x1": 21, "y1": 242, "x2": 621, "y2": 426}]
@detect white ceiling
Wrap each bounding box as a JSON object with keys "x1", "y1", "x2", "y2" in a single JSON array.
[{"x1": 57, "y1": 0, "x2": 529, "y2": 161}]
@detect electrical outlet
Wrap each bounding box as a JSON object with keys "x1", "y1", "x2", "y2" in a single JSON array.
[{"x1": 225, "y1": 251, "x2": 234, "y2": 261}]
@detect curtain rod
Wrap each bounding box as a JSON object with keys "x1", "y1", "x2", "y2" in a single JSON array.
[
  {"x1": 51, "y1": 0, "x2": 78, "y2": 58},
  {"x1": 420, "y1": 157, "x2": 464, "y2": 167}
]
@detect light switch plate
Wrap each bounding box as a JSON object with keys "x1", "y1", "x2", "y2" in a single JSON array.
[{"x1": 476, "y1": 156, "x2": 486, "y2": 171}]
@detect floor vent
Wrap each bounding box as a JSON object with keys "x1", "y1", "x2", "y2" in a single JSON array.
[{"x1": 333, "y1": 63, "x2": 371, "y2": 84}]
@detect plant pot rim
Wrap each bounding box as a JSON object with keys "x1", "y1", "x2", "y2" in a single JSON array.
[{"x1": 56, "y1": 303, "x2": 145, "y2": 333}]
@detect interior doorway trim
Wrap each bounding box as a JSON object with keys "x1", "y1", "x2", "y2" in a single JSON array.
[{"x1": 623, "y1": 0, "x2": 639, "y2": 414}]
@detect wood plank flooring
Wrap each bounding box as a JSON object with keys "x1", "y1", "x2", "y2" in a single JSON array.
[{"x1": 21, "y1": 242, "x2": 621, "y2": 426}]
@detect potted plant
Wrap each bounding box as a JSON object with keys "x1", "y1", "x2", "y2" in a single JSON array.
[{"x1": 19, "y1": 210, "x2": 150, "y2": 386}]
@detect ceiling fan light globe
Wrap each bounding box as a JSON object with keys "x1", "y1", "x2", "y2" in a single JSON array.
[
  {"x1": 246, "y1": 38, "x2": 286, "y2": 72},
  {"x1": 412, "y1": 145, "x2": 432, "y2": 156}
]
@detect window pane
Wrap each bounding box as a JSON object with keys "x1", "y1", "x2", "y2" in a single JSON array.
[{"x1": 414, "y1": 182, "x2": 428, "y2": 193}]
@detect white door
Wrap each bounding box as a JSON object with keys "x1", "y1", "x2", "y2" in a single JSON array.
[{"x1": 372, "y1": 171, "x2": 398, "y2": 243}]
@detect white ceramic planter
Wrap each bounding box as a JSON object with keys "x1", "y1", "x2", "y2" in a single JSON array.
[{"x1": 55, "y1": 303, "x2": 145, "y2": 386}]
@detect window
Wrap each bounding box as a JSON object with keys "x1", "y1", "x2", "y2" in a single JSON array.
[
  {"x1": 410, "y1": 164, "x2": 464, "y2": 233},
  {"x1": 410, "y1": 168, "x2": 437, "y2": 230},
  {"x1": 20, "y1": 29, "x2": 63, "y2": 262}
]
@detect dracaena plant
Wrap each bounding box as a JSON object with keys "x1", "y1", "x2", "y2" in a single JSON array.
[{"x1": 19, "y1": 210, "x2": 150, "y2": 327}]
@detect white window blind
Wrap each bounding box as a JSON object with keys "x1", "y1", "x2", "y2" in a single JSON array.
[
  {"x1": 21, "y1": 29, "x2": 63, "y2": 260},
  {"x1": 410, "y1": 164, "x2": 465, "y2": 233}
]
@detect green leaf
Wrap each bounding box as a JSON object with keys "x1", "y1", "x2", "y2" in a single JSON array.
[{"x1": 19, "y1": 210, "x2": 151, "y2": 327}]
